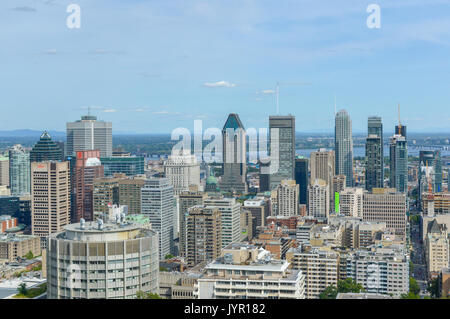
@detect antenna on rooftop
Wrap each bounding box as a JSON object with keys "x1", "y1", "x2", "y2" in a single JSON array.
[{"x1": 397, "y1": 103, "x2": 401, "y2": 129}]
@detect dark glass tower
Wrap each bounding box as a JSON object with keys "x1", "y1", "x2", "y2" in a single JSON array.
[
  {"x1": 365, "y1": 116, "x2": 383, "y2": 191},
  {"x1": 30, "y1": 131, "x2": 63, "y2": 162},
  {"x1": 295, "y1": 156, "x2": 308, "y2": 205}
]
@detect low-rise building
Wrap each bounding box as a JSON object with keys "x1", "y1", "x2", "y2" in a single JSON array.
[
  {"x1": 0, "y1": 234, "x2": 41, "y2": 262},
  {"x1": 195, "y1": 243, "x2": 305, "y2": 299}
]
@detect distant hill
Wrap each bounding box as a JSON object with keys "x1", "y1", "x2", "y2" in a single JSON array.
[{"x1": 0, "y1": 130, "x2": 65, "y2": 138}]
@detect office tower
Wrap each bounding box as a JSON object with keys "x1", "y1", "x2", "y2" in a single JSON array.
[
  {"x1": 164, "y1": 152, "x2": 201, "y2": 195},
  {"x1": 338, "y1": 188, "x2": 364, "y2": 217},
  {"x1": 196, "y1": 244, "x2": 306, "y2": 299},
  {"x1": 66, "y1": 114, "x2": 112, "y2": 158},
  {"x1": 179, "y1": 186, "x2": 207, "y2": 258},
  {"x1": 365, "y1": 117, "x2": 383, "y2": 191},
  {"x1": 362, "y1": 188, "x2": 407, "y2": 240},
  {"x1": 332, "y1": 175, "x2": 346, "y2": 212},
  {"x1": 118, "y1": 177, "x2": 146, "y2": 215},
  {"x1": 0, "y1": 196, "x2": 20, "y2": 219},
  {"x1": 240, "y1": 208, "x2": 254, "y2": 241},
  {"x1": 93, "y1": 176, "x2": 121, "y2": 217},
  {"x1": 418, "y1": 151, "x2": 436, "y2": 204},
  {"x1": 259, "y1": 159, "x2": 270, "y2": 192},
  {"x1": 276, "y1": 180, "x2": 299, "y2": 217},
  {"x1": 0, "y1": 156, "x2": 9, "y2": 187},
  {"x1": 310, "y1": 149, "x2": 335, "y2": 187},
  {"x1": 295, "y1": 157, "x2": 308, "y2": 205},
  {"x1": 291, "y1": 249, "x2": 339, "y2": 299},
  {"x1": 46, "y1": 218, "x2": 159, "y2": 299},
  {"x1": 185, "y1": 205, "x2": 222, "y2": 267},
  {"x1": 0, "y1": 234, "x2": 41, "y2": 262},
  {"x1": 434, "y1": 150, "x2": 443, "y2": 193},
  {"x1": 101, "y1": 156, "x2": 145, "y2": 177},
  {"x1": 389, "y1": 134, "x2": 407, "y2": 193},
  {"x1": 422, "y1": 193, "x2": 450, "y2": 215},
  {"x1": 308, "y1": 179, "x2": 330, "y2": 219},
  {"x1": 31, "y1": 161, "x2": 70, "y2": 249},
  {"x1": 220, "y1": 113, "x2": 247, "y2": 194},
  {"x1": 204, "y1": 197, "x2": 241, "y2": 248},
  {"x1": 30, "y1": 131, "x2": 63, "y2": 162},
  {"x1": 9, "y1": 145, "x2": 30, "y2": 196},
  {"x1": 141, "y1": 178, "x2": 175, "y2": 259},
  {"x1": 335, "y1": 110, "x2": 354, "y2": 187},
  {"x1": 243, "y1": 198, "x2": 268, "y2": 229},
  {"x1": 72, "y1": 150, "x2": 104, "y2": 223},
  {"x1": 425, "y1": 219, "x2": 449, "y2": 276},
  {"x1": 269, "y1": 115, "x2": 296, "y2": 190}
]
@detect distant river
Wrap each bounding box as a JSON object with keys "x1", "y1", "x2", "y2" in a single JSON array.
[{"x1": 296, "y1": 146, "x2": 450, "y2": 158}]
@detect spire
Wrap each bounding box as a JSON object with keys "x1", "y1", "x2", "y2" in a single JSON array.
[{"x1": 398, "y1": 103, "x2": 401, "y2": 129}]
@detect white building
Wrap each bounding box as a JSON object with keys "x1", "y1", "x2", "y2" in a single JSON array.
[
  {"x1": 338, "y1": 187, "x2": 364, "y2": 217},
  {"x1": 141, "y1": 178, "x2": 175, "y2": 259},
  {"x1": 277, "y1": 180, "x2": 299, "y2": 217},
  {"x1": 164, "y1": 152, "x2": 201, "y2": 196},
  {"x1": 308, "y1": 179, "x2": 329, "y2": 219},
  {"x1": 204, "y1": 197, "x2": 241, "y2": 248},
  {"x1": 195, "y1": 243, "x2": 305, "y2": 299}
]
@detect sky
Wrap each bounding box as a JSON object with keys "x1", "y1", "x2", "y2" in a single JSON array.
[{"x1": 1, "y1": 0, "x2": 450, "y2": 134}]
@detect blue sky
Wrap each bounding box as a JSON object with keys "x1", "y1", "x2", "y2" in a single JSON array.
[{"x1": 1, "y1": 0, "x2": 450, "y2": 133}]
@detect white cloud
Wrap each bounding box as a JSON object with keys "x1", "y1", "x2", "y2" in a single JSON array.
[
  {"x1": 203, "y1": 81, "x2": 237, "y2": 88},
  {"x1": 260, "y1": 89, "x2": 275, "y2": 94},
  {"x1": 103, "y1": 109, "x2": 116, "y2": 113}
]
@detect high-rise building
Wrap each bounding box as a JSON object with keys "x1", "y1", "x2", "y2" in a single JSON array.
[
  {"x1": 178, "y1": 186, "x2": 207, "y2": 258},
  {"x1": 362, "y1": 188, "x2": 407, "y2": 240},
  {"x1": 269, "y1": 115, "x2": 295, "y2": 190},
  {"x1": 335, "y1": 110, "x2": 354, "y2": 187},
  {"x1": 101, "y1": 156, "x2": 145, "y2": 177},
  {"x1": 185, "y1": 205, "x2": 222, "y2": 267},
  {"x1": 310, "y1": 149, "x2": 335, "y2": 187},
  {"x1": 204, "y1": 197, "x2": 241, "y2": 248},
  {"x1": 425, "y1": 219, "x2": 449, "y2": 276},
  {"x1": 295, "y1": 157, "x2": 308, "y2": 205},
  {"x1": 164, "y1": 152, "x2": 201, "y2": 196},
  {"x1": 46, "y1": 218, "x2": 159, "y2": 299},
  {"x1": 308, "y1": 179, "x2": 330, "y2": 219},
  {"x1": 220, "y1": 113, "x2": 247, "y2": 194},
  {"x1": 118, "y1": 176, "x2": 146, "y2": 215},
  {"x1": 9, "y1": 145, "x2": 30, "y2": 196},
  {"x1": 277, "y1": 180, "x2": 299, "y2": 217},
  {"x1": 389, "y1": 134, "x2": 407, "y2": 193},
  {"x1": 72, "y1": 150, "x2": 104, "y2": 223},
  {"x1": 338, "y1": 188, "x2": 364, "y2": 217},
  {"x1": 332, "y1": 175, "x2": 346, "y2": 212},
  {"x1": 93, "y1": 175, "x2": 121, "y2": 217},
  {"x1": 365, "y1": 116, "x2": 383, "y2": 191},
  {"x1": 141, "y1": 178, "x2": 175, "y2": 259},
  {"x1": 243, "y1": 198, "x2": 269, "y2": 230},
  {"x1": 31, "y1": 161, "x2": 70, "y2": 249},
  {"x1": 66, "y1": 115, "x2": 112, "y2": 158},
  {"x1": 0, "y1": 156, "x2": 9, "y2": 187},
  {"x1": 30, "y1": 131, "x2": 63, "y2": 162}
]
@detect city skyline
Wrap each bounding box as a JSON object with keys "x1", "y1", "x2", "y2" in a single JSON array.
[{"x1": 1, "y1": 0, "x2": 450, "y2": 133}]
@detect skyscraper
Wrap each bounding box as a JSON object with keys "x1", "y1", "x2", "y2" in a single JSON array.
[
  {"x1": 66, "y1": 115, "x2": 112, "y2": 158},
  {"x1": 71, "y1": 150, "x2": 104, "y2": 223},
  {"x1": 389, "y1": 134, "x2": 407, "y2": 193},
  {"x1": 185, "y1": 205, "x2": 222, "y2": 267},
  {"x1": 31, "y1": 161, "x2": 70, "y2": 249},
  {"x1": 220, "y1": 113, "x2": 247, "y2": 194},
  {"x1": 308, "y1": 179, "x2": 329, "y2": 219},
  {"x1": 365, "y1": 116, "x2": 383, "y2": 191},
  {"x1": 295, "y1": 156, "x2": 308, "y2": 205},
  {"x1": 9, "y1": 145, "x2": 30, "y2": 196},
  {"x1": 30, "y1": 131, "x2": 63, "y2": 162},
  {"x1": 141, "y1": 178, "x2": 175, "y2": 259},
  {"x1": 335, "y1": 110, "x2": 354, "y2": 187},
  {"x1": 269, "y1": 115, "x2": 295, "y2": 190},
  {"x1": 276, "y1": 180, "x2": 299, "y2": 217},
  {"x1": 310, "y1": 149, "x2": 335, "y2": 204},
  {"x1": 164, "y1": 151, "x2": 201, "y2": 195},
  {"x1": 0, "y1": 156, "x2": 9, "y2": 187}
]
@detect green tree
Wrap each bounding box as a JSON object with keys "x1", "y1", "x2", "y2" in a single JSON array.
[
  {"x1": 401, "y1": 291, "x2": 420, "y2": 299},
  {"x1": 164, "y1": 254, "x2": 175, "y2": 260},
  {"x1": 17, "y1": 283, "x2": 27, "y2": 296},
  {"x1": 409, "y1": 277, "x2": 420, "y2": 295},
  {"x1": 24, "y1": 251, "x2": 34, "y2": 260},
  {"x1": 136, "y1": 291, "x2": 162, "y2": 299},
  {"x1": 319, "y1": 286, "x2": 338, "y2": 299},
  {"x1": 427, "y1": 278, "x2": 440, "y2": 299}
]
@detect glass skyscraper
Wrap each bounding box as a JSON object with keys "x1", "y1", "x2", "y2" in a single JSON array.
[
  {"x1": 389, "y1": 133, "x2": 407, "y2": 193},
  {"x1": 335, "y1": 110, "x2": 354, "y2": 187},
  {"x1": 268, "y1": 115, "x2": 295, "y2": 190},
  {"x1": 100, "y1": 156, "x2": 145, "y2": 177},
  {"x1": 30, "y1": 131, "x2": 63, "y2": 162},
  {"x1": 9, "y1": 144, "x2": 30, "y2": 196},
  {"x1": 365, "y1": 116, "x2": 383, "y2": 191},
  {"x1": 295, "y1": 156, "x2": 308, "y2": 205}
]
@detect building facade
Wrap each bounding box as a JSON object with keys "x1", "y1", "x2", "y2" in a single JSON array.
[{"x1": 335, "y1": 110, "x2": 354, "y2": 187}]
